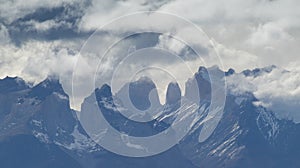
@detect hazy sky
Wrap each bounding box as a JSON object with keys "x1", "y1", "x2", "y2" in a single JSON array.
[{"x1": 0, "y1": 0, "x2": 299, "y2": 117}]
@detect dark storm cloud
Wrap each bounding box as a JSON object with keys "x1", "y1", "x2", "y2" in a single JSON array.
[{"x1": 4, "y1": 2, "x2": 92, "y2": 45}]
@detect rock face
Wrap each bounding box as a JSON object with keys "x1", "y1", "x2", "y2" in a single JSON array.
[
  {"x1": 166, "y1": 82, "x2": 181, "y2": 105},
  {"x1": 0, "y1": 76, "x2": 101, "y2": 168},
  {"x1": 1, "y1": 66, "x2": 300, "y2": 168}
]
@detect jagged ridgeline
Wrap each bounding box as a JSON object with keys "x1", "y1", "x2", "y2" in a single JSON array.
[{"x1": 1, "y1": 66, "x2": 300, "y2": 168}]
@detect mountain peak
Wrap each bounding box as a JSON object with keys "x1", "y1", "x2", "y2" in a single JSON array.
[
  {"x1": 242, "y1": 65, "x2": 277, "y2": 77},
  {"x1": 132, "y1": 76, "x2": 155, "y2": 85},
  {"x1": 40, "y1": 75, "x2": 60, "y2": 87},
  {"x1": 129, "y1": 77, "x2": 158, "y2": 110},
  {"x1": 198, "y1": 66, "x2": 208, "y2": 72},
  {"x1": 197, "y1": 66, "x2": 210, "y2": 81},
  {"x1": 166, "y1": 82, "x2": 181, "y2": 105},
  {"x1": 28, "y1": 76, "x2": 65, "y2": 100},
  {"x1": 225, "y1": 68, "x2": 235, "y2": 76},
  {"x1": 95, "y1": 84, "x2": 112, "y2": 99}
]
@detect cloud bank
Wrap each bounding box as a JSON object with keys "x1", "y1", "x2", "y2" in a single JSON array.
[
  {"x1": 227, "y1": 66, "x2": 300, "y2": 123},
  {"x1": 0, "y1": 0, "x2": 299, "y2": 112}
]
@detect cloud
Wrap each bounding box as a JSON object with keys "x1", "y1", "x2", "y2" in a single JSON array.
[
  {"x1": 0, "y1": 0, "x2": 81, "y2": 24},
  {"x1": 159, "y1": 0, "x2": 300, "y2": 67},
  {"x1": 246, "y1": 22, "x2": 294, "y2": 48},
  {"x1": 0, "y1": 24, "x2": 10, "y2": 45},
  {"x1": 0, "y1": 0, "x2": 299, "y2": 112},
  {"x1": 214, "y1": 41, "x2": 259, "y2": 71},
  {"x1": 0, "y1": 39, "x2": 80, "y2": 83},
  {"x1": 227, "y1": 66, "x2": 300, "y2": 123},
  {"x1": 156, "y1": 32, "x2": 259, "y2": 72},
  {"x1": 78, "y1": 0, "x2": 171, "y2": 31},
  {"x1": 21, "y1": 20, "x2": 73, "y2": 32},
  {"x1": 74, "y1": 0, "x2": 300, "y2": 70},
  {"x1": 159, "y1": 0, "x2": 300, "y2": 25}
]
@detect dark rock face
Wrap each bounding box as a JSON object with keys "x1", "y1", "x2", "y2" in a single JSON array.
[
  {"x1": 0, "y1": 76, "x2": 82, "y2": 167},
  {"x1": 166, "y1": 82, "x2": 181, "y2": 105},
  {"x1": 92, "y1": 80, "x2": 170, "y2": 137},
  {"x1": 28, "y1": 76, "x2": 66, "y2": 100},
  {"x1": 128, "y1": 76, "x2": 159, "y2": 110},
  {"x1": 185, "y1": 66, "x2": 212, "y2": 102}
]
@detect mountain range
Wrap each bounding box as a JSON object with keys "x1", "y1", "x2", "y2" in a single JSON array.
[{"x1": 1, "y1": 66, "x2": 300, "y2": 168}]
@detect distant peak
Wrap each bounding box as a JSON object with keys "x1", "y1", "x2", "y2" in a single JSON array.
[
  {"x1": 196, "y1": 66, "x2": 210, "y2": 81},
  {"x1": 226, "y1": 68, "x2": 235, "y2": 76},
  {"x1": 242, "y1": 65, "x2": 277, "y2": 77},
  {"x1": 95, "y1": 84, "x2": 112, "y2": 98},
  {"x1": 132, "y1": 76, "x2": 155, "y2": 85},
  {"x1": 43, "y1": 75, "x2": 60, "y2": 83},
  {"x1": 166, "y1": 82, "x2": 181, "y2": 105},
  {"x1": 2, "y1": 76, "x2": 17, "y2": 80},
  {"x1": 262, "y1": 65, "x2": 277, "y2": 72},
  {"x1": 201, "y1": 65, "x2": 223, "y2": 72},
  {"x1": 38, "y1": 75, "x2": 61, "y2": 88},
  {"x1": 29, "y1": 75, "x2": 65, "y2": 100},
  {"x1": 167, "y1": 81, "x2": 179, "y2": 87},
  {"x1": 198, "y1": 66, "x2": 208, "y2": 73},
  {"x1": 209, "y1": 65, "x2": 222, "y2": 70},
  {"x1": 99, "y1": 83, "x2": 111, "y2": 91},
  {"x1": 2, "y1": 76, "x2": 24, "y2": 82}
]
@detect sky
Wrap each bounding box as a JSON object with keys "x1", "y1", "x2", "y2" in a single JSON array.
[{"x1": 0, "y1": 0, "x2": 300, "y2": 121}]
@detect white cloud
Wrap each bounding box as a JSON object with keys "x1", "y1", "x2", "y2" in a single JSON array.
[
  {"x1": 227, "y1": 66, "x2": 300, "y2": 123},
  {"x1": 0, "y1": 0, "x2": 299, "y2": 113},
  {"x1": 214, "y1": 41, "x2": 259, "y2": 71},
  {"x1": 22, "y1": 20, "x2": 73, "y2": 32},
  {"x1": 75, "y1": 0, "x2": 300, "y2": 71},
  {"x1": 78, "y1": 0, "x2": 171, "y2": 31},
  {"x1": 0, "y1": 40, "x2": 79, "y2": 83},
  {"x1": 156, "y1": 32, "x2": 260, "y2": 72},
  {"x1": 159, "y1": 0, "x2": 300, "y2": 25},
  {"x1": 246, "y1": 22, "x2": 294, "y2": 48},
  {"x1": 160, "y1": 0, "x2": 300, "y2": 70}
]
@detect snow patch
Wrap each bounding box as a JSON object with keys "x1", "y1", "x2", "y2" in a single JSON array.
[
  {"x1": 55, "y1": 125, "x2": 102, "y2": 153},
  {"x1": 31, "y1": 119, "x2": 42, "y2": 128},
  {"x1": 33, "y1": 131, "x2": 50, "y2": 143},
  {"x1": 53, "y1": 92, "x2": 68, "y2": 100}
]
